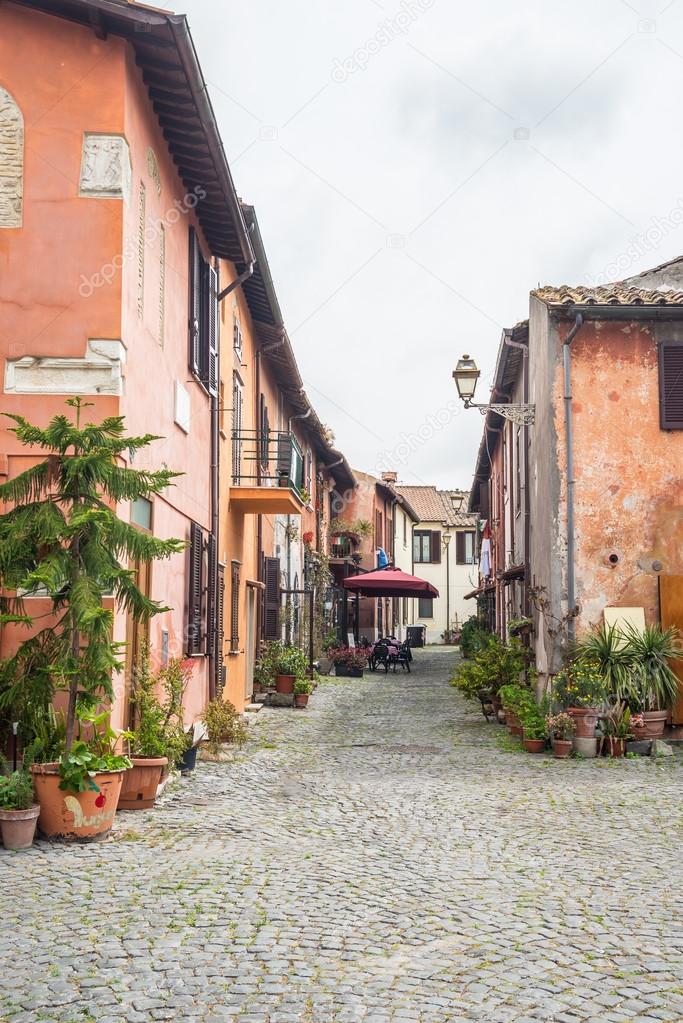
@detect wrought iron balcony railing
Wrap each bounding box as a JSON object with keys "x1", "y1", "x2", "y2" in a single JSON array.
[{"x1": 231, "y1": 429, "x2": 304, "y2": 493}]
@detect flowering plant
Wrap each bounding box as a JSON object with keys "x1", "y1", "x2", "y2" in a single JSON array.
[
  {"x1": 327, "y1": 646, "x2": 369, "y2": 670},
  {"x1": 553, "y1": 659, "x2": 606, "y2": 709},
  {"x1": 545, "y1": 712, "x2": 576, "y2": 740}
]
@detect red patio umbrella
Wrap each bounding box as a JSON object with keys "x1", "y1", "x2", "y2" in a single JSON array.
[{"x1": 342, "y1": 567, "x2": 439, "y2": 598}]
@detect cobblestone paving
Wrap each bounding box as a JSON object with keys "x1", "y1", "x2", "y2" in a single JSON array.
[{"x1": 2, "y1": 648, "x2": 683, "y2": 1023}]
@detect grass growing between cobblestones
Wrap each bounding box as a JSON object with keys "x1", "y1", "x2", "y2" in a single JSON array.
[{"x1": 1, "y1": 648, "x2": 682, "y2": 1023}]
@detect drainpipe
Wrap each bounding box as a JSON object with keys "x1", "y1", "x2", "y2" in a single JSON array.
[{"x1": 563, "y1": 312, "x2": 584, "y2": 645}]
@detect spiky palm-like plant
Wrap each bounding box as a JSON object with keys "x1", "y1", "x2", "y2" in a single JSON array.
[{"x1": 0, "y1": 398, "x2": 186, "y2": 753}]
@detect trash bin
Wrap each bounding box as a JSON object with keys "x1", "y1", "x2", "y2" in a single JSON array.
[{"x1": 407, "y1": 625, "x2": 426, "y2": 648}]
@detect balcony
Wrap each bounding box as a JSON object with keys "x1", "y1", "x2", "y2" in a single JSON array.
[{"x1": 230, "y1": 430, "x2": 305, "y2": 515}]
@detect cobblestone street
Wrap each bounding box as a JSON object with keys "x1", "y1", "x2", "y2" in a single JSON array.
[{"x1": 2, "y1": 647, "x2": 683, "y2": 1023}]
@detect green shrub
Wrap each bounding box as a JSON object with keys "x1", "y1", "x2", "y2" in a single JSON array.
[
  {"x1": 203, "y1": 699, "x2": 248, "y2": 756},
  {"x1": 0, "y1": 769, "x2": 34, "y2": 811}
]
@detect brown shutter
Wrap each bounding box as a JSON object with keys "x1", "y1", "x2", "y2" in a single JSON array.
[
  {"x1": 263, "y1": 556, "x2": 280, "y2": 641},
  {"x1": 217, "y1": 562, "x2": 225, "y2": 661},
  {"x1": 455, "y1": 531, "x2": 466, "y2": 565},
  {"x1": 206, "y1": 264, "x2": 219, "y2": 397},
  {"x1": 479, "y1": 482, "x2": 490, "y2": 519},
  {"x1": 659, "y1": 341, "x2": 683, "y2": 429},
  {"x1": 230, "y1": 562, "x2": 240, "y2": 651},
  {"x1": 188, "y1": 228, "x2": 201, "y2": 377},
  {"x1": 207, "y1": 532, "x2": 217, "y2": 659},
  {"x1": 431, "y1": 530, "x2": 442, "y2": 564},
  {"x1": 187, "y1": 521, "x2": 204, "y2": 655}
]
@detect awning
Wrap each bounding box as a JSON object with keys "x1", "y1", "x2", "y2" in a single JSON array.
[
  {"x1": 501, "y1": 563, "x2": 526, "y2": 582},
  {"x1": 343, "y1": 567, "x2": 439, "y2": 599}
]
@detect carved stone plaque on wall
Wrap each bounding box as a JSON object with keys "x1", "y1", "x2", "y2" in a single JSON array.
[
  {"x1": 79, "y1": 134, "x2": 131, "y2": 200},
  {"x1": 0, "y1": 87, "x2": 24, "y2": 228}
]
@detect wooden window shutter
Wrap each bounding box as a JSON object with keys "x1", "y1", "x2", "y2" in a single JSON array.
[
  {"x1": 187, "y1": 521, "x2": 204, "y2": 655},
  {"x1": 479, "y1": 482, "x2": 490, "y2": 519},
  {"x1": 206, "y1": 532, "x2": 217, "y2": 659},
  {"x1": 455, "y1": 531, "x2": 466, "y2": 564},
  {"x1": 188, "y1": 228, "x2": 202, "y2": 378},
  {"x1": 659, "y1": 341, "x2": 683, "y2": 429},
  {"x1": 431, "y1": 530, "x2": 442, "y2": 564},
  {"x1": 217, "y1": 563, "x2": 225, "y2": 660},
  {"x1": 206, "y1": 264, "x2": 219, "y2": 397},
  {"x1": 263, "y1": 556, "x2": 280, "y2": 641},
  {"x1": 230, "y1": 562, "x2": 240, "y2": 651}
]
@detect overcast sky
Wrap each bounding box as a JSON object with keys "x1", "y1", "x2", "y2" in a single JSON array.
[{"x1": 176, "y1": 0, "x2": 683, "y2": 489}]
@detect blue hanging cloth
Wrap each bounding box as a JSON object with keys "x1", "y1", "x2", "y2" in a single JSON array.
[{"x1": 376, "y1": 548, "x2": 388, "y2": 568}]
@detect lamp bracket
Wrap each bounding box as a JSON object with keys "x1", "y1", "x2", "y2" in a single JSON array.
[{"x1": 464, "y1": 400, "x2": 536, "y2": 426}]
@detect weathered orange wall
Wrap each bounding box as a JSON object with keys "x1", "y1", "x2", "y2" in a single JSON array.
[
  {"x1": 555, "y1": 319, "x2": 683, "y2": 629},
  {"x1": 0, "y1": 5, "x2": 211, "y2": 730}
]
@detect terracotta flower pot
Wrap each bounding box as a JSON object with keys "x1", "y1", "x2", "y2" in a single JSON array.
[
  {"x1": 30, "y1": 764, "x2": 124, "y2": 842},
  {"x1": 567, "y1": 707, "x2": 599, "y2": 738},
  {"x1": 0, "y1": 805, "x2": 40, "y2": 850},
  {"x1": 631, "y1": 710, "x2": 668, "y2": 740},
  {"x1": 605, "y1": 737, "x2": 626, "y2": 758},
  {"x1": 294, "y1": 693, "x2": 309, "y2": 709},
  {"x1": 276, "y1": 673, "x2": 295, "y2": 694},
  {"x1": 553, "y1": 739, "x2": 572, "y2": 759},
  {"x1": 504, "y1": 709, "x2": 523, "y2": 736},
  {"x1": 523, "y1": 738, "x2": 546, "y2": 754},
  {"x1": 118, "y1": 757, "x2": 168, "y2": 811}
]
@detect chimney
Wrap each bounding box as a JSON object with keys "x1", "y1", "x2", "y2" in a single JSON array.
[{"x1": 381, "y1": 471, "x2": 398, "y2": 484}]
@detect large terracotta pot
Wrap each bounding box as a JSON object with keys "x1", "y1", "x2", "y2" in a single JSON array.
[
  {"x1": 30, "y1": 763, "x2": 124, "y2": 842},
  {"x1": 567, "y1": 707, "x2": 599, "y2": 738},
  {"x1": 631, "y1": 710, "x2": 668, "y2": 740},
  {"x1": 605, "y1": 737, "x2": 626, "y2": 758},
  {"x1": 294, "y1": 693, "x2": 309, "y2": 709},
  {"x1": 0, "y1": 805, "x2": 40, "y2": 851},
  {"x1": 118, "y1": 757, "x2": 168, "y2": 811},
  {"x1": 276, "y1": 673, "x2": 295, "y2": 694},
  {"x1": 523, "y1": 738, "x2": 546, "y2": 754},
  {"x1": 553, "y1": 739, "x2": 572, "y2": 759},
  {"x1": 504, "y1": 708, "x2": 523, "y2": 736}
]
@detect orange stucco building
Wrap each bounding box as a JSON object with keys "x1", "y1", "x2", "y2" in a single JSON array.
[
  {"x1": 469, "y1": 259, "x2": 683, "y2": 718},
  {"x1": 0, "y1": 0, "x2": 355, "y2": 734}
]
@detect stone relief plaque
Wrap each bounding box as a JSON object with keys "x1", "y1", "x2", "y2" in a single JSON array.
[
  {"x1": 79, "y1": 134, "x2": 131, "y2": 200},
  {"x1": 0, "y1": 87, "x2": 24, "y2": 228}
]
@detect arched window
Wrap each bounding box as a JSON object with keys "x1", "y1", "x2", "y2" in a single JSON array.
[{"x1": 0, "y1": 87, "x2": 23, "y2": 228}]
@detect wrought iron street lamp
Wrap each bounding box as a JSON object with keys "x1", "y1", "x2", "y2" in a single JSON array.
[
  {"x1": 453, "y1": 354, "x2": 535, "y2": 426},
  {"x1": 441, "y1": 529, "x2": 451, "y2": 643}
]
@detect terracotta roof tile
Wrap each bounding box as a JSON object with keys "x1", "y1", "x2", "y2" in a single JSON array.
[
  {"x1": 394, "y1": 486, "x2": 477, "y2": 527},
  {"x1": 532, "y1": 284, "x2": 683, "y2": 307}
]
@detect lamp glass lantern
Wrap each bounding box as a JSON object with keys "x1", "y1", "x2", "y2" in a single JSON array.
[{"x1": 453, "y1": 354, "x2": 480, "y2": 403}]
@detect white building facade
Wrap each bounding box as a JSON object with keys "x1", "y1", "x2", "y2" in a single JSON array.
[{"x1": 394, "y1": 486, "x2": 479, "y2": 644}]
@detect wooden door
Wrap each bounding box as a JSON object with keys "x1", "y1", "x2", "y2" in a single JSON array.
[{"x1": 659, "y1": 576, "x2": 683, "y2": 725}]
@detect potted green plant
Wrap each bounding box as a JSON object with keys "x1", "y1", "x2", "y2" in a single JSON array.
[
  {"x1": 545, "y1": 712, "x2": 576, "y2": 758},
  {"x1": 119, "y1": 646, "x2": 175, "y2": 811},
  {"x1": 328, "y1": 647, "x2": 369, "y2": 678},
  {"x1": 275, "y1": 646, "x2": 309, "y2": 694},
  {"x1": 498, "y1": 683, "x2": 534, "y2": 736},
  {"x1": 601, "y1": 702, "x2": 632, "y2": 757},
  {"x1": 0, "y1": 768, "x2": 39, "y2": 850},
  {"x1": 553, "y1": 658, "x2": 606, "y2": 739},
  {"x1": 202, "y1": 697, "x2": 248, "y2": 755},
  {"x1": 519, "y1": 705, "x2": 548, "y2": 753},
  {"x1": 623, "y1": 625, "x2": 682, "y2": 738},
  {"x1": 0, "y1": 400, "x2": 185, "y2": 840},
  {"x1": 293, "y1": 677, "x2": 313, "y2": 709},
  {"x1": 254, "y1": 641, "x2": 281, "y2": 693},
  {"x1": 30, "y1": 709, "x2": 132, "y2": 841}
]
